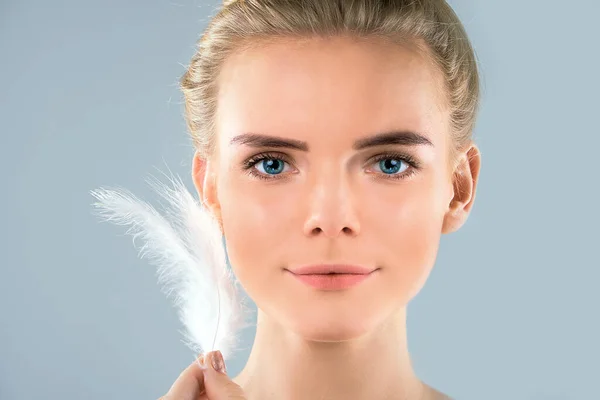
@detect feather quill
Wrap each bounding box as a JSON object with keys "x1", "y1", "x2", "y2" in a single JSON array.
[{"x1": 89, "y1": 171, "x2": 252, "y2": 363}]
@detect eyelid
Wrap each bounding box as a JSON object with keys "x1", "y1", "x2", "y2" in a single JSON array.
[
  {"x1": 242, "y1": 151, "x2": 295, "y2": 169},
  {"x1": 363, "y1": 151, "x2": 421, "y2": 169}
]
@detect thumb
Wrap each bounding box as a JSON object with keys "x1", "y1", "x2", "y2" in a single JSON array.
[{"x1": 203, "y1": 351, "x2": 247, "y2": 400}]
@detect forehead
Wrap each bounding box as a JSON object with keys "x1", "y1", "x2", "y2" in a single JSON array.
[{"x1": 216, "y1": 35, "x2": 449, "y2": 148}]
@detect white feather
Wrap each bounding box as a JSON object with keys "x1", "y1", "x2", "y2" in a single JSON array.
[{"x1": 89, "y1": 171, "x2": 252, "y2": 362}]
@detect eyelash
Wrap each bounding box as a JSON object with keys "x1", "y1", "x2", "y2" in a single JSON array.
[{"x1": 242, "y1": 151, "x2": 421, "y2": 181}]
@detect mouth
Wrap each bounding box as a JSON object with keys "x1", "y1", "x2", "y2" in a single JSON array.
[
  {"x1": 287, "y1": 264, "x2": 378, "y2": 275},
  {"x1": 284, "y1": 264, "x2": 380, "y2": 290},
  {"x1": 285, "y1": 267, "x2": 379, "y2": 291},
  {"x1": 319, "y1": 272, "x2": 350, "y2": 275}
]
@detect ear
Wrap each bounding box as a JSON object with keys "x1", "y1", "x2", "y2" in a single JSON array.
[
  {"x1": 442, "y1": 143, "x2": 481, "y2": 234},
  {"x1": 192, "y1": 151, "x2": 223, "y2": 229}
]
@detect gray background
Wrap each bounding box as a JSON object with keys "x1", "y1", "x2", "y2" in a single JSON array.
[{"x1": 1, "y1": 0, "x2": 599, "y2": 399}]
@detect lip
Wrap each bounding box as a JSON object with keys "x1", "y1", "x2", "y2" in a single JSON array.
[
  {"x1": 285, "y1": 264, "x2": 379, "y2": 291},
  {"x1": 287, "y1": 264, "x2": 377, "y2": 275}
]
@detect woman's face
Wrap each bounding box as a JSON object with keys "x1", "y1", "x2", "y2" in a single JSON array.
[{"x1": 200, "y1": 36, "x2": 458, "y2": 341}]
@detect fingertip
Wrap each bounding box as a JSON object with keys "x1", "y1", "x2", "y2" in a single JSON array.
[
  {"x1": 196, "y1": 353, "x2": 207, "y2": 370},
  {"x1": 200, "y1": 361, "x2": 223, "y2": 391},
  {"x1": 210, "y1": 350, "x2": 227, "y2": 374}
]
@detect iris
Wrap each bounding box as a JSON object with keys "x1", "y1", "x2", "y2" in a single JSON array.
[
  {"x1": 262, "y1": 159, "x2": 285, "y2": 174},
  {"x1": 379, "y1": 159, "x2": 402, "y2": 174}
]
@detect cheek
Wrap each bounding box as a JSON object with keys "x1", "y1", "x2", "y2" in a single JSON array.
[
  {"x1": 371, "y1": 183, "x2": 446, "y2": 302},
  {"x1": 217, "y1": 175, "x2": 291, "y2": 298}
]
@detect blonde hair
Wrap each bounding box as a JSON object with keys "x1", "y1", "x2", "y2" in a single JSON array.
[{"x1": 181, "y1": 0, "x2": 480, "y2": 170}]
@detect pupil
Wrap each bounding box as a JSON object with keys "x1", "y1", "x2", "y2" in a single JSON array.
[
  {"x1": 380, "y1": 159, "x2": 401, "y2": 174},
  {"x1": 263, "y1": 159, "x2": 284, "y2": 174}
]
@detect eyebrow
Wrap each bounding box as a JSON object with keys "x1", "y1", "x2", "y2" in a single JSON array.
[{"x1": 230, "y1": 130, "x2": 434, "y2": 151}]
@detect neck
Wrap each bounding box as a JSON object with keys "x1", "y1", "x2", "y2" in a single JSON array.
[{"x1": 233, "y1": 307, "x2": 437, "y2": 400}]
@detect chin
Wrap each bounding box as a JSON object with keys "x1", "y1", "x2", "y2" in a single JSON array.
[{"x1": 284, "y1": 305, "x2": 387, "y2": 343}]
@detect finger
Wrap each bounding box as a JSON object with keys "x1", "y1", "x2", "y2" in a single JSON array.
[
  {"x1": 203, "y1": 351, "x2": 247, "y2": 400},
  {"x1": 163, "y1": 354, "x2": 207, "y2": 400}
]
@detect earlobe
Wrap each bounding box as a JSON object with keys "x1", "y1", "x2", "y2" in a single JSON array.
[
  {"x1": 441, "y1": 144, "x2": 481, "y2": 234},
  {"x1": 192, "y1": 151, "x2": 223, "y2": 227}
]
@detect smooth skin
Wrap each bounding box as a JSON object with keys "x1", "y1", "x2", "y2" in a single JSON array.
[{"x1": 174, "y1": 35, "x2": 480, "y2": 399}]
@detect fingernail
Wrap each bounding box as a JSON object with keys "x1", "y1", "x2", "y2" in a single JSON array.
[{"x1": 211, "y1": 350, "x2": 226, "y2": 374}]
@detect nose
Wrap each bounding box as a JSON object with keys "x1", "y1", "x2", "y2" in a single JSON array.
[{"x1": 302, "y1": 168, "x2": 361, "y2": 238}]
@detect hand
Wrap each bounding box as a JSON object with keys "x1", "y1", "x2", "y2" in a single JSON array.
[{"x1": 159, "y1": 350, "x2": 247, "y2": 400}]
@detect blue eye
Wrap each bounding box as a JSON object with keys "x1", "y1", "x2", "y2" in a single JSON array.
[
  {"x1": 257, "y1": 158, "x2": 287, "y2": 175},
  {"x1": 242, "y1": 152, "x2": 295, "y2": 180},
  {"x1": 375, "y1": 158, "x2": 408, "y2": 175}
]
